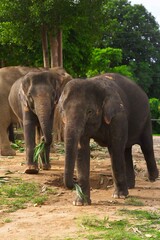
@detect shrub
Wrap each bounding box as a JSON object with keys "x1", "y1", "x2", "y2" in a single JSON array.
[{"x1": 149, "y1": 98, "x2": 160, "y2": 134}]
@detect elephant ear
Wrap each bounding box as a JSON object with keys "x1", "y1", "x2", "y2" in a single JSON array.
[
  {"x1": 19, "y1": 74, "x2": 31, "y2": 108},
  {"x1": 21, "y1": 73, "x2": 31, "y2": 93},
  {"x1": 19, "y1": 84, "x2": 28, "y2": 108},
  {"x1": 45, "y1": 71, "x2": 61, "y2": 104},
  {"x1": 103, "y1": 92, "x2": 125, "y2": 124}
]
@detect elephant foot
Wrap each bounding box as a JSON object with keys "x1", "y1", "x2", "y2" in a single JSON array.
[
  {"x1": 25, "y1": 165, "x2": 39, "y2": 174},
  {"x1": 73, "y1": 197, "x2": 91, "y2": 206},
  {"x1": 112, "y1": 189, "x2": 129, "y2": 199},
  {"x1": 42, "y1": 163, "x2": 51, "y2": 170},
  {"x1": 1, "y1": 147, "x2": 16, "y2": 156},
  {"x1": 148, "y1": 169, "x2": 159, "y2": 182}
]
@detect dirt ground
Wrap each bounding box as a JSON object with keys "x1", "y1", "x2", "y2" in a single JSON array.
[{"x1": 0, "y1": 137, "x2": 160, "y2": 240}]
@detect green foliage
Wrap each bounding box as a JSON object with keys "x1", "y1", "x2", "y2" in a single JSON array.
[
  {"x1": 149, "y1": 98, "x2": 160, "y2": 133},
  {"x1": 119, "y1": 209, "x2": 160, "y2": 222},
  {"x1": 0, "y1": 176, "x2": 9, "y2": 184},
  {"x1": 32, "y1": 196, "x2": 47, "y2": 205},
  {"x1": 0, "y1": 0, "x2": 104, "y2": 69},
  {"x1": 124, "y1": 197, "x2": 144, "y2": 206},
  {"x1": 131, "y1": 61, "x2": 154, "y2": 94},
  {"x1": 74, "y1": 183, "x2": 87, "y2": 203},
  {"x1": 0, "y1": 178, "x2": 57, "y2": 212},
  {"x1": 100, "y1": 0, "x2": 160, "y2": 95},
  {"x1": 0, "y1": 0, "x2": 160, "y2": 97},
  {"x1": 2, "y1": 218, "x2": 12, "y2": 223},
  {"x1": 11, "y1": 140, "x2": 25, "y2": 153},
  {"x1": 86, "y1": 47, "x2": 133, "y2": 78},
  {"x1": 77, "y1": 210, "x2": 160, "y2": 240},
  {"x1": 0, "y1": 179, "x2": 41, "y2": 212},
  {"x1": 63, "y1": 29, "x2": 93, "y2": 77},
  {"x1": 148, "y1": 64, "x2": 160, "y2": 98},
  {"x1": 81, "y1": 216, "x2": 110, "y2": 231},
  {"x1": 33, "y1": 141, "x2": 46, "y2": 164}
]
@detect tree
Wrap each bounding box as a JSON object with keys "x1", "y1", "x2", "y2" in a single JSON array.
[
  {"x1": 86, "y1": 47, "x2": 132, "y2": 77},
  {"x1": 149, "y1": 98, "x2": 160, "y2": 133},
  {"x1": 0, "y1": 0, "x2": 104, "y2": 68},
  {"x1": 99, "y1": 0, "x2": 160, "y2": 95}
]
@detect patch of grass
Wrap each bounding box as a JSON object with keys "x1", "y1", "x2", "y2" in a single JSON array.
[
  {"x1": 32, "y1": 196, "x2": 47, "y2": 205},
  {"x1": 77, "y1": 217, "x2": 139, "y2": 240},
  {"x1": 70, "y1": 209, "x2": 160, "y2": 240},
  {"x1": 119, "y1": 209, "x2": 160, "y2": 221},
  {"x1": 124, "y1": 197, "x2": 144, "y2": 206},
  {"x1": 81, "y1": 216, "x2": 110, "y2": 231},
  {"x1": 0, "y1": 178, "x2": 54, "y2": 212},
  {"x1": 3, "y1": 218, "x2": 12, "y2": 223},
  {"x1": 119, "y1": 209, "x2": 160, "y2": 239},
  {"x1": 79, "y1": 217, "x2": 140, "y2": 240},
  {"x1": 0, "y1": 176, "x2": 10, "y2": 185}
]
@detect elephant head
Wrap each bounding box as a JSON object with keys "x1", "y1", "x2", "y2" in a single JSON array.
[{"x1": 19, "y1": 71, "x2": 61, "y2": 145}]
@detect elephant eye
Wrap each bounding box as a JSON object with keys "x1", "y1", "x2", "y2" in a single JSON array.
[{"x1": 87, "y1": 109, "x2": 94, "y2": 116}]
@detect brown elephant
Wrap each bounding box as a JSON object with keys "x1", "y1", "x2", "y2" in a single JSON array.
[
  {"x1": 0, "y1": 66, "x2": 39, "y2": 155},
  {"x1": 59, "y1": 73, "x2": 159, "y2": 205},
  {"x1": 0, "y1": 66, "x2": 72, "y2": 156},
  {"x1": 9, "y1": 70, "x2": 62, "y2": 173}
]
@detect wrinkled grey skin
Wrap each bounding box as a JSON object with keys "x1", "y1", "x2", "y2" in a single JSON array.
[
  {"x1": 59, "y1": 73, "x2": 159, "y2": 205},
  {"x1": 9, "y1": 71, "x2": 60, "y2": 174},
  {"x1": 0, "y1": 66, "x2": 40, "y2": 155},
  {"x1": 0, "y1": 66, "x2": 71, "y2": 156}
]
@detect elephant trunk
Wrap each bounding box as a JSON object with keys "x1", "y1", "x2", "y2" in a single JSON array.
[
  {"x1": 64, "y1": 120, "x2": 83, "y2": 189},
  {"x1": 35, "y1": 99, "x2": 53, "y2": 146}
]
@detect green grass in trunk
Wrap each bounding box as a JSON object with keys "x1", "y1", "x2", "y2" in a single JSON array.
[
  {"x1": 74, "y1": 183, "x2": 87, "y2": 203},
  {"x1": 33, "y1": 141, "x2": 46, "y2": 165}
]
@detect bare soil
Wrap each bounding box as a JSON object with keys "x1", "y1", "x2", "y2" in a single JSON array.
[{"x1": 0, "y1": 137, "x2": 160, "y2": 240}]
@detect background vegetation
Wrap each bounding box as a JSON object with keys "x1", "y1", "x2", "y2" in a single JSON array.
[{"x1": 1, "y1": 0, "x2": 160, "y2": 131}]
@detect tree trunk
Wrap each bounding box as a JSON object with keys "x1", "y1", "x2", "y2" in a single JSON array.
[
  {"x1": 41, "y1": 25, "x2": 50, "y2": 68},
  {"x1": 57, "y1": 30, "x2": 63, "y2": 67},
  {"x1": 49, "y1": 33, "x2": 59, "y2": 67},
  {"x1": 0, "y1": 59, "x2": 6, "y2": 68}
]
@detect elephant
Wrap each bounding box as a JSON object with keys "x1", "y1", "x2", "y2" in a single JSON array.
[
  {"x1": 0, "y1": 66, "x2": 39, "y2": 155},
  {"x1": 8, "y1": 70, "x2": 61, "y2": 174},
  {"x1": 0, "y1": 66, "x2": 72, "y2": 156},
  {"x1": 59, "y1": 73, "x2": 159, "y2": 205}
]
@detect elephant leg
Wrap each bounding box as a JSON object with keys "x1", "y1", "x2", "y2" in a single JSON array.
[
  {"x1": 74, "y1": 137, "x2": 91, "y2": 206},
  {"x1": 40, "y1": 145, "x2": 51, "y2": 170},
  {"x1": 0, "y1": 105, "x2": 17, "y2": 156},
  {"x1": 125, "y1": 147, "x2": 135, "y2": 189},
  {"x1": 109, "y1": 144, "x2": 129, "y2": 198},
  {"x1": 140, "y1": 120, "x2": 159, "y2": 181},
  {"x1": 108, "y1": 117, "x2": 129, "y2": 198},
  {"x1": 0, "y1": 122, "x2": 16, "y2": 156},
  {"x1": 23, "y1": 120, "x2": 38, "y2": 174}
]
